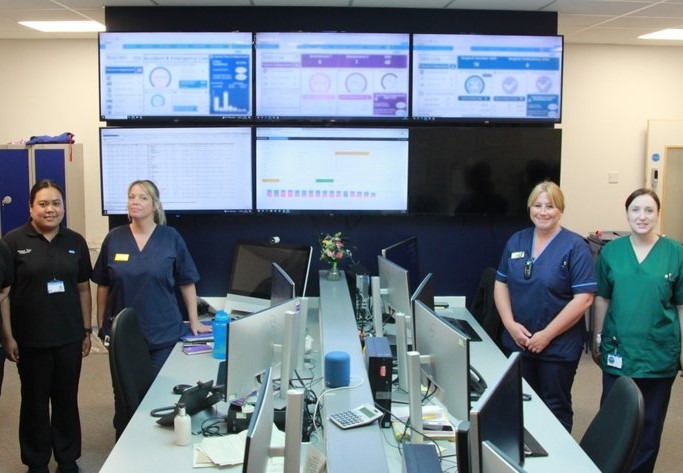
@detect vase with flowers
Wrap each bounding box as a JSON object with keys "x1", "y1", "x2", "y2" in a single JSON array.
[{"x1": 320, "y1": 232, "x2": 348, "y2": 281}]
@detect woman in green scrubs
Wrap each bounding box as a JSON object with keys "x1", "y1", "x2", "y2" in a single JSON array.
[{"x1": 593, "y1": 188, "x2": 683, "y2": 473}]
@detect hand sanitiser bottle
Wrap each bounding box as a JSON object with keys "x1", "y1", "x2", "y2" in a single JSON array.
[{"x1": 174, "y1": 402, "x2": 191, "y2": 446}]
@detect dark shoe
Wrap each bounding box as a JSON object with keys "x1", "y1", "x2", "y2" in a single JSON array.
[
  {"x1": 27, "y1": 468, "x2": 49, "y2": 473},
  {"x1": 56, "y1": 462, "x2": 79, "y2": 473}
]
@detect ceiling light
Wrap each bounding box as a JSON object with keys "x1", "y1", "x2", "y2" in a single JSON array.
[
  {"x1": 639, "y1": 29, "x2": 683, "y2": 40},
  {"x1": 18, "y1": 21, "x2": 105, "y2": 33}
]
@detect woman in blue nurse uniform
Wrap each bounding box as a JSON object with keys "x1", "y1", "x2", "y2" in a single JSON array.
[
  {"x1": 92, "y1": 180, "x2": 211, "y2": 436},
  {"x1": 593, "y1": 188, "x2": 683, "y2": 473},
  {"x1": 92, "y1": 179, "x2": 211, "y2": 370},
  {"x1": 494, "y1": 180, "x2": 597, "y2": 432}
]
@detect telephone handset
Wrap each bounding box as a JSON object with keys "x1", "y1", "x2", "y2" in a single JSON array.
[{"x1": 469, "y1": 365, "x2": 487, "y2": 400}]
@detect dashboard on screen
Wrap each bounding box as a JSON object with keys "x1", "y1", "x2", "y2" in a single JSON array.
[
  {"x1": 412, "y1": 34, "x2": 563, "y2": 123},
  {"x1": 255, "y1": 127, "x2": 409, "y2": 214},
  {"x1": 255, "y1": 32, "x2": 410, "y2": 121},
  {"x1": 99, "y1": 32, "x2": 253, "y2": 121},
  {"x1": 99, "y1": 127, "x2": 253, "y2": 214}
]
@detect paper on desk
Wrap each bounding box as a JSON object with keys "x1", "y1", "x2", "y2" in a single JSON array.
[
  {"x1": 393, "y1": 405, "x2": 447, "y2": 422},
  {"x1": 194, "y1": 424, "x2": 286, "y2": 468}
]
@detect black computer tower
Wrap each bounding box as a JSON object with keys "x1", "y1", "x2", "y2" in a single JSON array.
[{"x1": 365, "y1": 336, "x2": 393, "y2": 428}]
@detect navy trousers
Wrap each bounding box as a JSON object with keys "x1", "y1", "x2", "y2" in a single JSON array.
[{"x1": 521, "y1": 356, "x2": 579, "y2": 432}]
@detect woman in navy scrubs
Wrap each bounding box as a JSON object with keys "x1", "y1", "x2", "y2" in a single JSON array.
[
  {"x1": 1, "y1": 179, "x2": 92, "y2": 473},
  {"x1": 92, "y1": 180, "x2": 210, "y2": 436},
  {"x1": 493, "y1": 181, "x2": 597, "y2": 432}
]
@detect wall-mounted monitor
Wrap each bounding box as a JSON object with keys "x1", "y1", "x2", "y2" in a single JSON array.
[
  {"x1": 99, "y1": 126, "x2": 253, "y2": 214},
  {"x1": 255, "y1": 32, "x2": 410, "y2": 121},
  {"x1": 99, "y1": 32, "x2": 253, "y2": 121},
  {"x1": 412, "y1": 34, "x2": 563, "y2": 124},
  {"x1": 255, "y1": 127, "x2": 409, "y2": 214},
  {"x1": 409, "y1": 127, "x2": 561, "y2": 217}
]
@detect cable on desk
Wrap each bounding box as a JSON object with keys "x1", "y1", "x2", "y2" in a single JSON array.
[{"x1": 312, "y1": 375, "x2": 365, "y2": 433}]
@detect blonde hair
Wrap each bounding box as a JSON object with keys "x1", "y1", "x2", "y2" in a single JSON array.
[
  {"x1": 527, "y1": 180, "x2": 565, "y2": 212},
  {"x1": 128, "y1": 180, "x2": 166, "y2": 225}
]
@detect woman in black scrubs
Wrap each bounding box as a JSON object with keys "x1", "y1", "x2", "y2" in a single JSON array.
[
  {"x1": 0, "y1": 239, "x2": 12, "y2": 397},
  {"x1": 1, "y1": 179, "x2": 92, "y2": 473}
]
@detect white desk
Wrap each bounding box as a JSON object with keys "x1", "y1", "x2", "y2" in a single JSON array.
[{"x1": 439, "y1": 307, "x2": 600, "y2": 473}]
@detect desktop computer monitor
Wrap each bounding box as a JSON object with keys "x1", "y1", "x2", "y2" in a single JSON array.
[
  {"x1": 381, "y1": 236, "x2": 420, "y2": 293},
  {"x1": 377, "y1": 255, "x2": 412, "y2": 320},
  {"x1": 225, "y1": 240, "x2": 312, "y2": 315},
  {"x1": 481, "y1": 440, "x2": 528, "y2": 473},
  {"x1": 243, "y1": 366, "x2": 275, "y2": 473},
  {"x1": 226, "y1": 298, "x2": 302, "y2": 403},
  {"x1": 270, "y1": 262, "x2": 296, "y2": 307},
  {"x1": 412, "y1": 300, "x2": 471, "y2": 422},
  {"x1": 469, "y1": 352, "x2": 524, "y2": 473},
  {"x1": 411, "y1": 272, "x2": 434, "y2": 312}
]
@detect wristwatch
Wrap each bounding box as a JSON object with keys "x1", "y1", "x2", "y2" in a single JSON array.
[{"x1": 84, "y1": 327, "x2": 93, "y2": 334}]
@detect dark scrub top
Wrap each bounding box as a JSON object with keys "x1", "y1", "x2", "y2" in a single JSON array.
[
  {"x1": 2, "y1": 223, "x2": 92, "y2": 347},
  {"x1": 496, "y1": 227, "x2": 597, "y2": 361},
  {"x1": 597, "y1": 235, "x2": 683, "y2": 378},
  {"x1": 91, "y1": 224, "x2": 199, "y2": 350}
]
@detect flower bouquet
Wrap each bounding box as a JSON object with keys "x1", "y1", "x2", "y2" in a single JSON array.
[{"x1": 320, "y1": 232, "x2": 348, "y2": 280}]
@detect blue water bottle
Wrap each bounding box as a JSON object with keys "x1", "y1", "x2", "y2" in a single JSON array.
[{"x1": 212, "y1": 310, "x2": 230, "y2": 360}]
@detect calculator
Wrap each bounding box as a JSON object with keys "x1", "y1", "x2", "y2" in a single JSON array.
[{"x1": 329, "y1": 404, "x2": 383, "y2": 429}]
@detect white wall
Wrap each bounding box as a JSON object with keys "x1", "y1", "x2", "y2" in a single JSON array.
[
  {"x1": 561, "y1": 44, "x2": 683, "y2": 236},
  {"x1": 1, "y1": 39, "x2": 683, "y2": 244},
  {"x1": 0, "y1": 39, "x2": 108, "y2": 246}
]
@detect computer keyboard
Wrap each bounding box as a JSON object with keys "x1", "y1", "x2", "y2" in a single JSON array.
[
  {"x1": 524, "y1": 428, "x2": 548, "y2": 457},
  {"x1": 438, "y1": 315, "x2": 483, "y2": 342}
]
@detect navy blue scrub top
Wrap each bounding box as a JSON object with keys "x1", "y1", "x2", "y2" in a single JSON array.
[
  {"x1": 496, "y1": 227, "x2": 597, "y2": 361},
  {"x1": 91, "y1": 225, "x2": 199, "y2": 349}
]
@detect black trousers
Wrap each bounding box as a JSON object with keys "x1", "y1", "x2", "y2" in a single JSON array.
[{"x1": 17, "y1": 342, "x2": 83, "y2": 469}]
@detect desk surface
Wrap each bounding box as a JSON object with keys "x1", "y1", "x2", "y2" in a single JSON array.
[{"x1": 100, "y1": 277, "x2": 598, "y2": 473}]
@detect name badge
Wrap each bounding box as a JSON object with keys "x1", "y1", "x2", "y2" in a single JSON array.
[
  {"x1": 114, "y1": 253, "x2": 129, "y2": 262},
  {"x1": 511, "y1": 251, "x2": 525, "y2": 259},
  {"x1": 47, "y1": 280, "x2": 65, "y2": 294},
  {"x1": 607, "y1": 353, "x2": 623, "y2": 369}
]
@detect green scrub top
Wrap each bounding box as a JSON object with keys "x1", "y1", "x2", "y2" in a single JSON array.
[{"x1": 597, "y1": 235, "x2": 683, "y2": 378}]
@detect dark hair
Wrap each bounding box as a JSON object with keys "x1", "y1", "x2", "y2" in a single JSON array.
[
  {"x1": 29, "y1": 179, "x2": 64, "y2": 206},
  {"x1": 625, "y1": 188, "x2": 660, "y2": 211}
]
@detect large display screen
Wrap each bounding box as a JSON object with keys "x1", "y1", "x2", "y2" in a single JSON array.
[
  {"x1": 255, "y1": 127, "x2": 409, "y2": 214},
  {"x1": 99, "y1": 32, "x2": 253, "y2": 121},
  {"x1": 412, "y1": 34, "x2": 563, "y2": 123},
  {"x1": 99, "y1": 127, "x2": 253, "y2": 214},
  {"x1": 409, "y1": 127, "x2": 561, "y2": 217},
  {"x1": 255, "y1": 32, "x2": 410, "y2": 120}
]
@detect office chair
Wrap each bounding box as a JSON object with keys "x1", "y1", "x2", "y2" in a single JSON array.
[
  {"x1": 469, "y1": 267, "x2": 504, "y2": 351},
  {"x1": 579, "y1": 376, "x2": 644, "y2": 473},
  {"x1": 108, "y1": 307, "x2": 154, "y2": 439}
]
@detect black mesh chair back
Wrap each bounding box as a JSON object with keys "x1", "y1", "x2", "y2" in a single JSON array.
[
  {"x1": 579, "y1": 376, "x2": 644, "y2": 473},
  {"x1": 108, "y1": 307, "x2": 154, "y2": 438}
]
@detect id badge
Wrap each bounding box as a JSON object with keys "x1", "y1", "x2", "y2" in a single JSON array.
[
  {"x1": 47, "y1": 280, "x2": 65, "y2": 294},
  {"x1": 607, "y1": 353, "x2": 623, "y2": 369}
]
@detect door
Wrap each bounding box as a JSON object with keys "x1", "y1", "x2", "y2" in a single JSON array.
[{"x1": 662, "y1": 146, "x2": 683, "y2": 242}]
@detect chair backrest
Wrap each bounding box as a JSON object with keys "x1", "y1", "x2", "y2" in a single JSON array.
[
  {"x1": 108, "y1": 307, "x2": 154, "y2": 437},
  {"x1": 579, "y1": 376, "x2": 644, "y2": 473},
  {"x1": 470, "y1": 267, "x2": 504, "y2": 349}
]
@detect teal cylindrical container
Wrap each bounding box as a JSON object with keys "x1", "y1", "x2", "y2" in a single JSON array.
[{"x1": 212, "y1": 310, "x2": 230, "y2": 360}]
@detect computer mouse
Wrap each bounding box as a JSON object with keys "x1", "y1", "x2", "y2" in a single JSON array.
[{"x1": 173, "y1": 384, "x2": 192, "y2": 395}]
